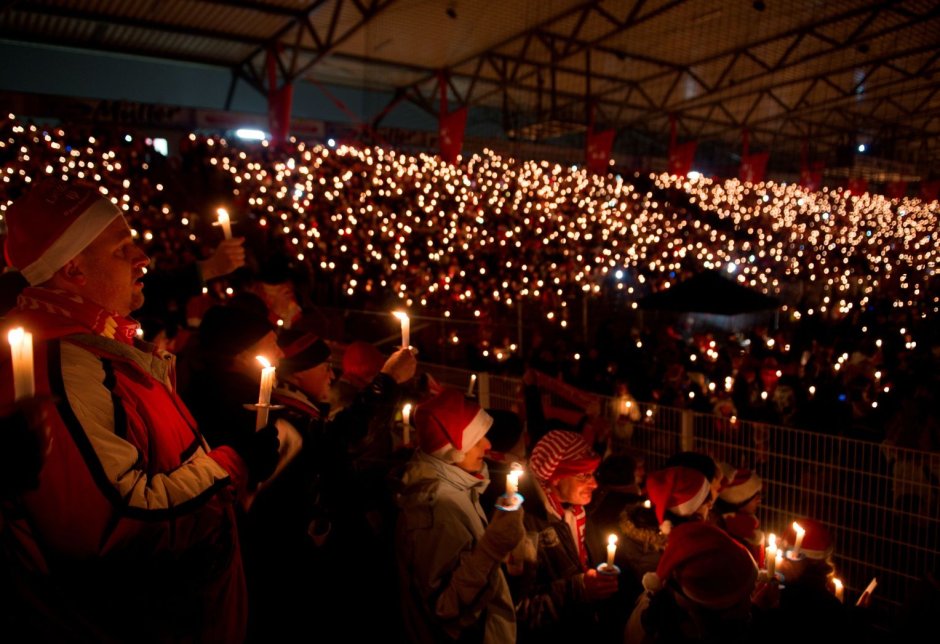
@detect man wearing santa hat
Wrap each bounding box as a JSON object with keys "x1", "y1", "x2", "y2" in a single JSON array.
[
  {"x1": 396, "y1": 388, "x2": 524, "y2": 643},
  {"x1": 0, "y1": 179, "x2": 278, "y2": 641}
]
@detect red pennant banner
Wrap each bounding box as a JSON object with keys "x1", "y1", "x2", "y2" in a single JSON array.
[
  {"x1": 586, "y1": 129, "x2": 616, "y2": 174},
  {"x1": 886, "y1": 181, "x2": 908, "y2": 200},
  {"x1": 739, "y1": 151, "x2": 769, "y2": 183},
  {"x1": 439, "y1": 106, "x2": 467, "y2": 164},
  {"x1": 920, "y1": 180, "x2": 940, "y2": 203},
  {"x1": 267, "y1": 83, "x2": 293, "y2": 146},
  {"x1": 800, "y1": 161, "x2": 824, "y2": 191},
  {"x1": 668, "y1": 140, "x2": 697, "y2": 177},
  {"x1": 846, "y1": 178, "x2": 868, "y2": 196}
]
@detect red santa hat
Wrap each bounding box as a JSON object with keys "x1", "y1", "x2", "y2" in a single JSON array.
[
  {"x1": 645, "y1": 522, "x2": 758, "y2": 610},
  {"x1": 415, "y1": 388, "x2": 492, "y2": 464},
  {"x1": 341, "y1": 341, "x2": 385, "y2": 389},
  {"x1": 528, "y1": 430, "x2": 600, "y2": 483},
  {"x1": 646, "y1": 466, "x2": 711, "y2": 530},
  {"x1": 4, "y1": 178, "x2": 121, "y2": 285},
  {"x1": 719, "y1": 469, "x2": 762, "y2": 506},
  {"x1": 783, "y1": 517, "x2": 833, "y2": 560}
]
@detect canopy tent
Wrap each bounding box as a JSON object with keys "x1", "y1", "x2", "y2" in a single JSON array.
[{"x1": 638, "y1": 270, "x2": 781, "y2": 333}]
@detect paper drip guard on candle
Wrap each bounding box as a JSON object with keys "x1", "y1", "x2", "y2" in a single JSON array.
[
  {"x1": 596, "y1": 563, "x2": 621, "y2": 576},
  {"x1": 495, "y1": 492, "x2": 525, "y2": 512}
]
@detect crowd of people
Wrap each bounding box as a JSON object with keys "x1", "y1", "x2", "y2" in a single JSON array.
[{"x1": 0, "y1": 115, "x2": 937, "y2": 641}]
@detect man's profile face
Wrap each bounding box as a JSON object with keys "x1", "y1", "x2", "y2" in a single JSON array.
[
  {"x1": 551, "y1": 471, "x2": 598, "y2": 505},
  {"x1": 71, "y1": 216, "x2": 149, "y2": 316}
]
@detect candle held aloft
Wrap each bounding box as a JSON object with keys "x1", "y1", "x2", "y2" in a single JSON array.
[
  {"x1": 392, "y1": 311, "x2": 410, "y2": 349},
  {"x1": 255, "y1": 356, "x2": 276, "y2": 429},
  {"x1": 402, "y1": 403, "x2": 412, "y2": 446},
  {"x1": 606, "y1": 534, "x2": 618, "y2": 567},
  {"x1": 7, "y1": 327, "x2": 35, "y2": 401},
  {"x1": 215, "y1": 208, "x2": 233, "y2": 240},
  {"x1": 467, "y1": 373, "x2": 477, "y2": 396}
]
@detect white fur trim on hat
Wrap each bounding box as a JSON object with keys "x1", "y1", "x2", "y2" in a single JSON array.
[
  {"x1": 430, "y1": 407, "x2": 493, "y2": 463},
  {"x1": 719, "y1": 471, "x2": 762, "y2": 506},
  {"x1": 20, "y1": 197, "x2": 120, "y2": 285},
  {"x1": 670, "y1": 478, "x2": 711, "y2": 518}
]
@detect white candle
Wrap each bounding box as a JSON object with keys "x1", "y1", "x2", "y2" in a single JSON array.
[
  {"x1": 506, "y1": 463, "x2": 523, "y2": 496},
  {"x1": 402, "y1": 403, "x2": 412, "y2": 446},
  {"x1": 255, "y1": 356, "x2": 276, "y2": 429},
  {"x1": 392, "y1": 311, "x2": 410, "y2": 349},
  {"x1": 833, "y1": 578, "x2": 844, "y2": 603},
  {"x1": 766, "y1": 533, "x2": 777, "y2": 578},
  {"x1": 607, "y1": 534, "x2": 618, "y2": 567},
  {"x1": 7, "y1": 327, "x2": 35, "y2": 401},
  {"x1": 791, "y1": 522, "x2": 806, "y2": 557},
  {"x1": 216, "y1": 208, "x2": 233, "y2": 240},
  {"x1": 643, "y1": 499, "x2": 651, "y2": 509},
  {"x1": 467, "y1": 373, "x2": 477, "y2": 396}
]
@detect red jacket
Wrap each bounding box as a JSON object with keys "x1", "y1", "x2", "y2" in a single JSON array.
[{"x1": 1, "y1": 308, "x2": 249, "y2": 642}]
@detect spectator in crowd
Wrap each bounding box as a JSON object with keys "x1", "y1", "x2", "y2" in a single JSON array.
[
  {"x1": 0, "y1": 178, "x2": 278, "y2": 641},
  {"x1": 646, "y1": 466, "x2": 712, "y2": 533},
  {"x1": 513, "y1": 430, "x2": 617, "y2": 642},
  {"x1": 714, "y1": 469, "x2": 764, "y2": 563},
  {"x1": 397, "y1": 388, "x2": 522, "y2": 643}
]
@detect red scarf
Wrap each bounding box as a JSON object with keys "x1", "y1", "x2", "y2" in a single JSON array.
[
  {"x1": 17, "y1": 287, "x2": 140, "y2": 345},
  {"x1": 542, "y1": 483, "x2": 589, "y2": 570}
]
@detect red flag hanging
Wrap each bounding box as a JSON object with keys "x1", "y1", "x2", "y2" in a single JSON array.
[
  {"x1": 585, "y1": 129, "x2": 615, "y2": 174},
  {"x1": 739, "y1": 151, "x2": 769, "y2": 183},
  {"x1": 886, "y1": 181, "x2": 908, "y2": 200},
  {"x1": 800, "y1": 161, "x2": 824, "y2": 191},
  {"x1": 846, "y1": 178, "x2": 868, "y2": 196},
  {"x1": 919, "y1": 180, "x2": 940, "y2": 202},
  {"x1": 439, "y1": 106, "x2": 467, "y2": 164},
  {"x1": 668, "y1": 140, "x2": 697, "y2": 177},
  {"x1": 268, "y1": 83, "x2": 293, "y2": 146}
]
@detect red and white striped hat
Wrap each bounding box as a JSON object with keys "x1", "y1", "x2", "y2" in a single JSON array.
[
  {"x1": 4, "y1": 179, "x2": 120, "y2": 286},
  {"x1": 529, "y1": 430, "x2": 600, "y2": 483},
  {"x1": 415, "y1": 388, "x2": 492, "y2": 464}
]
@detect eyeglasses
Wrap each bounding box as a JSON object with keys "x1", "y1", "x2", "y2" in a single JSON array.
[{"x1": 572, "y1": 472, "x2": 597, "y2": 482}]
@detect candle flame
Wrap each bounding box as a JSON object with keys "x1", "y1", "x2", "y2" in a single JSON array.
[
  {"x1": 217, "y1": 207, "x2": 229, "y2": 222},
  {"x1": 392, "y1": 310, "x2": 409, "y2": 322},
  {"x1": 832, "y1": 578, "x2": 843, "y2": 590},
  {"x1": 643, "y1": 499, "x2": 652, "y2": 508},
  {"x1": 608, "y1": 534, "x2": 618, "y2": 546},
  {"x1": 768, "y1": 533, "x2": 776, "y2": 548},
  {"x1": 7, "y1": 327, "x2": 24, "y2": 344},
  {"x1": 256, "y1": 355, "x2": 271, "y2": 369},
  {"x1": 792, "y1": 521, "x2": 805, "y2": 535},
  {"x1": 402, "y1": 402, "x2": 412, "y2": 415}
]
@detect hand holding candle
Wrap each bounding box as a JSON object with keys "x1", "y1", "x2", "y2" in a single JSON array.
[
  {"x1": 7, "y1": 328, "x2": 35, "y2": 401},
  {"x1": 255, "y1": 356, "x2": 276, "y2": 429},
  {"x1": 392, "y1": 311, "x2": 410, "y2": 349},
  {"x1": 215, "y1": 208, "x2": 233, "y2": 240}
]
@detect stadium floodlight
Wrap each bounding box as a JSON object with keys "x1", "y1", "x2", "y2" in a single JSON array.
[{"x1": 235, "y1": 128, "x2": 268, "y2": 141}]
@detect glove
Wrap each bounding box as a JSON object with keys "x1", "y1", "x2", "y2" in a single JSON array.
[
  {"x1": 477, "y1": 507, "x2": 526, "y2": 563},
  {"x1": 231, "y1": 422, "x2": 280, "y2": 485}
]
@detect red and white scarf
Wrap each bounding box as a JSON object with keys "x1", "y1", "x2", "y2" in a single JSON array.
[
  {"x1": 18, "y1": 287, "x2": 140, "y2": 345},
  {"x1": 542, "y1": 483, "x2": 589, "y2": 570}
]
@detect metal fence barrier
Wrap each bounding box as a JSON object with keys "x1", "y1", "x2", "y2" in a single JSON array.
[{"x1": 422, "y1": 363, "x2": 940, "y2": 620}]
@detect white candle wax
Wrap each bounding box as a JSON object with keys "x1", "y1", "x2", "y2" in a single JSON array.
[
  {"x1": 791, "y1": 522, "x2": 806, "y2": 557},
  {"x1": 216, "y1": 208, "x2": 233, "y2": 240},
  {"x1": 833, "y1": 578, "x2": 844, "y2": 603},
  {"x1": 765, "y1": 533, "x2": 777, "y2": 576},
  {"x1": 256, "y1": 356, "x2": 276, "y2": 429},
  {"x1": 506, "y1": 466, "x2": 522, "y2": 496},
  {"x1": 402, "y1": 403, "x2": 412, "y2": 446},
  {"x1": 393, "y1": 311, "x2": 410, "y2": 349},
  {"x1": 7, "y1": 327, "x2": 35, "y2": 401},
  {"x1": 467, "y1": 374, "x2": 477, "y2": 396},
  {"x1": 607, "y1": 534, "x2": 618, "y2": 567}
]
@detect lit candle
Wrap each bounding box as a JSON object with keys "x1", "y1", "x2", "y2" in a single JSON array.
[
  {"x1": 506, "y1": 463, "x2": 523, "y2": 496},
  {"x1": 215, "y1": 208, "x2": 233, "y2": 240},
  {"x1": 606, "y1": 534, "x2": 618, "y2": 568},
  {"x1": 402, "y1": 403, "x2": 412, "y2": 446},
  {"x1": 766, "y1": 533, "x2": 777, "y2": 578},
  {"x1": 467, "y1": 373, "x2": 477, "y2": 396},
  {"x1": 255, "y1": 356, "x2": 276, "y2": 429},
  {"x1": 643, "y1": 499, "x2": 652, "y2": 509},
  {"x1": 833, "y1": 577, "x2": 844, "y2": 603},
  {"x1": 392, "y1": 310, "x2": 410, "y2": 349},
  {"x1": 7, "y1": 327, "x2": 35, "y2": 401},
  {"x1": 791, "y1": 522, "x2": 806, "y2": 558}
]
